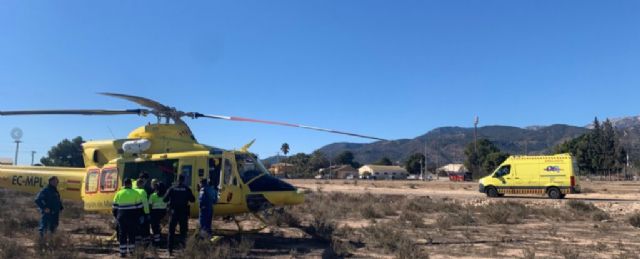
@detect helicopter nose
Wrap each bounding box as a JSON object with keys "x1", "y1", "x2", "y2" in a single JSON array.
[{"x1": 286, "y1": 189, "x2": 305, "y2": 205}]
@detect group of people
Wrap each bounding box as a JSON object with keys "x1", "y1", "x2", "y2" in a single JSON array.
[{"x1": 35, "y1": 173, "x2": 220, "y2": 258}]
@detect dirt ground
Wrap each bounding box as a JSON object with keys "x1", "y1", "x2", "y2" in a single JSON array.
[
  {"x1": 287, "y1": 179, "x2": 640, "y2": 258},
  {"x1": 1, "y1": 179, "x2": 639, "y2": 258}
]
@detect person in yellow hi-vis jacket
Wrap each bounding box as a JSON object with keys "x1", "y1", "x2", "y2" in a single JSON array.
[
  {"x1": 134, "y1": 178, "x2": 151, "y2": 245},
  {"x1": 113, "y1": 178, "x2": 143, "y2": 257},
  {"x1": 149, "y1": 181, "x2": 168, "y2": 246}
]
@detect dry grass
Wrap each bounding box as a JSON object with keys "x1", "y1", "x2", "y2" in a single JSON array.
[
  {"x1": 0, "y1": 237, "x2": 23, "y2": 259},
  {"x1": 182, "y1": 235, "x2": 233, "y2": 259},
  {"x1": 2, "y1": 183, "x2": 640, "y2": 258},
  {"x1": 36, "y1": 232, "x2": 82, "y2": 259}
]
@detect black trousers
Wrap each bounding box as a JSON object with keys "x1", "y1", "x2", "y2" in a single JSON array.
[
  {"x1": 117, "y1": 214, "x2": 137, "y2": 255},
  {"x1": 150, "y1": 209, "x2": 166, "y2": 244},
  {"x1": 167, "y1": 208, "x2": 189, "y2": 253},
  {"x1": 136, "y1": 214, "x2": 150, "y2": 243}
]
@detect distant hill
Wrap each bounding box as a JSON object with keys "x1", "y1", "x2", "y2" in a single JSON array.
[
  {"x1": 262, "y1": 115, "x2": 640, "y2": 167},
  {"x1": 315, "y1": 124, "x2": 588, "y2": 165}
]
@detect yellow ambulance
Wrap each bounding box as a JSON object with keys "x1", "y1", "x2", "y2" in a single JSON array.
[{"x1": 478, "y1": 154, "x2": 580, "y2": 199}]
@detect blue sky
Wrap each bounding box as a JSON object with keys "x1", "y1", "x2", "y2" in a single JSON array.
[{"x1": 1, "y1": 1, "x2": 639, "y2": 164}]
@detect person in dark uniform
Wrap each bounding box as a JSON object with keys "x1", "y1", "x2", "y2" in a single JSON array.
[
  {"x1": 163, "y1": 174, "x2": 195, "y2": 255},
  {"x1": 35, "y1": 176, "x2": 63, "y2": 237},
  {"x1": 113, "y1": 178, "x2": 143, "y2": 257}
]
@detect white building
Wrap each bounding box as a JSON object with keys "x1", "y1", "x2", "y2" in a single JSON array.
[
  {"x1": 358, "y1": 165, "x2": 409, "y2": 180},
  {"x1": 437, "y1": 164, "x2": 471, "y2": 181},
  {"x1": 437, "y1": 164, "x2": 468, "y2": 174}
]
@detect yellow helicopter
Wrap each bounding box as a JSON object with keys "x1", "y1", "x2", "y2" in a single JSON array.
[{"x1": 0, "y1": 93, "x2": 384, "y2": 228}]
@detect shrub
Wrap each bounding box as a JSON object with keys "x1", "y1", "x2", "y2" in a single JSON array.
[
  {"x1": 361, "y1": 224, "x2": 428, "y2": 258},
  {"x1": 398, "y1": 211, "x2": 425, "y2": 228},
  {"x1": 61, "y1": 201, "x2": 84, "y2": 219},
  {"x1": 36, "y1": 232, "x2": 81, "y2": 259},
  {"x1": 566, "y1": 200, "x2": 597, "y2": 213},
  {"x1": 269, "y1": 209, "x2": 301, "y2": 227},
  {"x1": 360, "y1": 205, "x2": 383, "y2": 219},
  {"x1": 379, "y1": 202, "x2": 399, "y2": 216},
  {"x1": 480, "y1": 201, "x2": 528, "y2": 224},
  {"x1": 183, "y1": 235, "x2": 232, "y2": 259},
  {"x1": 566, "y1": 200, "x2": 610, "y2": 221},
  {"x1": 558, "y1": 246, "x2": 580, "y2": 259},
  {"x1": 522, "y1": 248, "x2": 535, "y2": 259},
  {"x1": 362, "y1": 224, "x2": 405, "y2": 251},
  {"x1": 629, "y1": 213, "x2": 640, "y2": 228},
  {"x1": 590, "y1": 210, "x2": 610, "y2": 221},
  {"x1": 435, "y1": 212, "x2": 475, "y2": 229},
  {"x1": 0, "y1": 237, "x2": 24, "y2": 259},
  {"x1": 329, "y1": 238, "x2": 354, "y2": 258},
  {"x1": 308, "y1": 215, "x2": 336, "y2": 242},
  {"x1": 236, "y1": 237, "x2": 254, "y2": 257}
]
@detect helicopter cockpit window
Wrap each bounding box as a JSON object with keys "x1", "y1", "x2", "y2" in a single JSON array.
[{"x1": 236, "y1": 153, "x2": 264, "y2": 183}]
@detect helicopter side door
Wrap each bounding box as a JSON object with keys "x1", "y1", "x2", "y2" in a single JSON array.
[
  {"x1": 178, "y1": 157, "x2": 199, "y2": 217},
  {"x1": 215, "y1": 152, "x2": 246, "y2": 215}
]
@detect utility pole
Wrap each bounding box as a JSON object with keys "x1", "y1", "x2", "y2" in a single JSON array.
[
  {"x1": 423, "y1": 143, "x2": 428, "y2": 181},
  {"x1": 419, "y1": 150, "x2": 424, "y2": 180},
  {"x1": 14, "y1": 140, "x2": 21, "y2": 165},
  {"x1": 31, "y1": 151, "x2": 36, "y2": 166},
  {"x1": 11, "y1": 128, "x2": 23, "y2": 165},
  {"x1": 329, "y1": 159, "x2": 332, "y2": 180},
  {"x1": 474, "y1": 116, "x2": 479, "y2": 175}
]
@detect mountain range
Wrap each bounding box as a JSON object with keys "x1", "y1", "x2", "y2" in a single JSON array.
[{"x1": 265, "y1": 115, "x2": 640, "y2": 166}]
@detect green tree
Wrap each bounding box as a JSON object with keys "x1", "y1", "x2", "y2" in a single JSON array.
[
  {"x1": 334, "y1": 151, "x2": 354, "y2": 165},
  {"x1": 280, "y1": 143, "x2": 290, "y2": 156},
  {"x1": 482, "y1": 152, "x2": 509, "y2": 175},
  {"x1": 374, "y1": 157, "x2": 393, "y2": 166},
  {"x1": 309, "y1": 150, "x2": 329, "y2": 172},
  {"x1": 464, "y1": 139, "x2": 508, "y2": 179},
  {"x1": 282, "y1": 153, "x2": 311, "y2": 178},
  {"x1": 404, "y1": 153, "x2": 425, "y2": 175},
  {"x1": 333, "y1": 151, "x2": 361, "y2": 168},
  {"x1": 553, "y1": 117, "x2": 626, "y2": 176},
  {"x1": 40, "y1": 137, "x2": 85, "y2": 167}
]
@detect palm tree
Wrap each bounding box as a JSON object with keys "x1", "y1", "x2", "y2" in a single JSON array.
[{"x1": 281, "y1": 143, "x2": 290, "y2": 157}]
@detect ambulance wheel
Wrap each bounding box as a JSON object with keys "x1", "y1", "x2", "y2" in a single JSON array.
[
  {"x1": 486, "y1": 187, "x2": 499, "y2": 198},
  {"x1": 547, "y1": 187, "x2": 562, "y2": 199}
]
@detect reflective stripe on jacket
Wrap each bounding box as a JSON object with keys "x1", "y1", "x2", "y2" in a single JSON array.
[
  {"x1": 112, "y1": 187, "x2": 143, "y2": 217},
  {"x1": 149, "y1": 192, "x2": 167, "y2": 210}
]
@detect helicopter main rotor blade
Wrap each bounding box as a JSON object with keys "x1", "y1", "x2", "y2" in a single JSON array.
[
  {"x1": 194, "y1": 113, "x2": 387, "y2": 141},
  {"x1": 100, "y1": 92, "x2": 188, "y2": 123},
  {"x1": 0, "y1": 109, "x2": 150, "y2": 116},
  {"x1": 99, "y1": 92, "x2": 171, "y2": 112}
]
